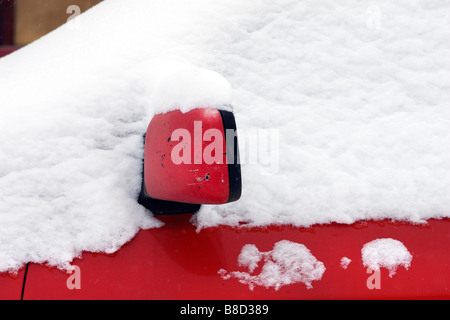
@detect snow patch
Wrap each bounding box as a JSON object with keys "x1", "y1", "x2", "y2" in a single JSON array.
[
  {"x1": 340, "y1": 257, "x2": 352, "y2": 269},
  {"x1": 361, "y1": 238, "x2": 412, "y2": 277},
  {"x1": 219, "y1": 240, "x2": 326, "y2": 290},
  {"x1": 150, "y1": 65, "x2": 233, "y2": 115}
]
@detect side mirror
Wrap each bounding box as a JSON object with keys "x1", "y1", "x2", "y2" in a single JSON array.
[{"x1": 138, "y1": 108, "x2": 242, "y2": 214}]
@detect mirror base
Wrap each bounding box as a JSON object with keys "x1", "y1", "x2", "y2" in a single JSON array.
[{"x1": 138, "y1": 175, "x2": 201, "y2": 215}]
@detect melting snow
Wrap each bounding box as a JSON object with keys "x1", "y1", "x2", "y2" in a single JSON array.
[
  {"x1": 361, "y1": 238, "x2": 413, "y2": 277},
  {"x1": 340, "y1": 257, "x2": 352, "y2": 269},
  {"x1": 219, "y1": 240, "x2": 326, "y2": 290}
]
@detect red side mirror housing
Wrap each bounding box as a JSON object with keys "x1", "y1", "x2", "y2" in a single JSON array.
[{"x1": 138, "y1": 108, "x2": 241, "y2": 214}]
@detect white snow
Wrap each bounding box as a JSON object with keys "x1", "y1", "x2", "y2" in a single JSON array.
[
  {"x1": 1, "y1": 0, "x2": 450, "y2": 273},
  {"x1": 237, "y1": 244, "x2": 263, "y2": 273},
  {"x1": 340, "y1": 257, "x2": 352, "y2": 269},
  {"x1": 219, "y1": 240, "x2": 325, "y2": 290},
  {"x1": 361, "y1": 238, "x2": 412, "y2": 277},
  {"x1": 150, "y1": 65, "x2": 233, "y2": 115}
]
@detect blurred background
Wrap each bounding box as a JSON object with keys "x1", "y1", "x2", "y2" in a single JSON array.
[{"x1": 0, "y1": 0, "x2": 102, "y2": 57}]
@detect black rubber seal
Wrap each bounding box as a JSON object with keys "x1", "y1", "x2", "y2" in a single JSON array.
[{"x1": 218, "y1": 109, "x2": 242, "y2": 203}]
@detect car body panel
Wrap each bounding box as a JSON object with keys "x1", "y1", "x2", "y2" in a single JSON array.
[
  {"x1": 15, "y1": 216, "x2": 449, "y2": 300},
  {"x1": 0, "y1": 269, "x2": 25, "y2": 300}
]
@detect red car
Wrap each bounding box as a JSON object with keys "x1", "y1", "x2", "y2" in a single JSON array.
[{"x1": 1, "y1": 97, "x2": 448, "y2": 301}]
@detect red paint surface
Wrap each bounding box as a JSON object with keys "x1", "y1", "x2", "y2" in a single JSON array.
[
  {"x1": 144, "y1": 108, "x2": 230, "y2": 204},
  {"x1": 19, "y1": 216, "x2": 449, "y2": 300},
  {"x1": 0, "y1": 269, "x2": 25, "y2": 300}
]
